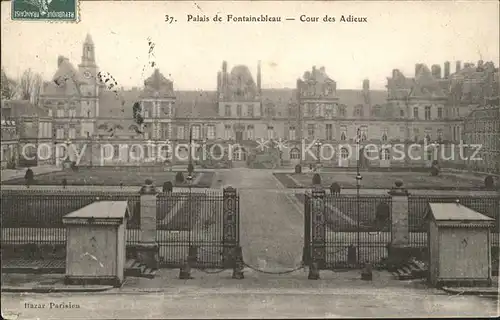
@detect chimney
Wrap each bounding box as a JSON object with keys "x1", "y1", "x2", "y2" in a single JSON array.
[
  {"x1": 222, "y1": 61, "x2": 227, "y2": 89},
  {"x1": 431, "y1": 64, "x2": 441, "y2": 79},
  {"x1": 363, "y1": 79, "x2": 370, "y2": 92},
  {"x1": 312, "y1": 66, "x2": 316, "y2": 76},
  {"x1": 217, "y1": 71, "x2": 221, "y2": 92},
  {"x1": 57, "y1": 55, "x2": 65, "y2": 67},
  {"x1": 392, "y1": 69, "x2": 399, "y2": 78},
  {"x1": 415, "y1": 63, "x2": 423, "y2": 77},
  {"x1": 319, "y1": 66, "x2": 325, "y2": 73},
  {"x1": 456, "y1": 61, "x2": 461, "y2": 73},
  {"x1": 444, "y1": 61, "x2": 450, "y2": 78},
  {"x1": 257, "y1": 60, "x2": 261, "y2": 92}
]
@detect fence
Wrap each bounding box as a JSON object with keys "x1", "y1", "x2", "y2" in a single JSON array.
[
  {"x1": 304, "y1": 191, "x2": 392, "y2": 269},
  {"x1": 1, "y1": 188, "x2": 239, "y2": 269},
  {"x1": 0, "y1": 190, "x2": 141, "y2": 249},
  {"x1": 156, "y1": 190, "x2": 229, "y2": 268},
  {"x1": 408, "y1": 195, "x2": 500, "y2": 248}
]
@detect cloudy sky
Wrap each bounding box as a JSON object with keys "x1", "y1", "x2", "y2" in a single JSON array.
[{"x1": 1, "y1": 1, "x2": 499, "y2": 91}]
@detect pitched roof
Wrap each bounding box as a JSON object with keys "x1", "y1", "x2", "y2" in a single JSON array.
[
  {"x1": 175, "y1": 90, "x2": 218, "y2": 118},
  {"x1": 1, "y1": 100, "x2": 48, "y2": 117},
  {"x1": 96, "y1": 89, "x2": 142, "y2": 136},
  {"x1": 427, "y1": 202, "x2": 495, "y2": 221}
]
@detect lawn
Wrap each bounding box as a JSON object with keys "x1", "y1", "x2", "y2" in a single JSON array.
[
  {"x1": 3, "y1": 167, "x2": 215, "y2": 188},
  {"x1": 276, "y1": 172, "x2": 485, "y2": 190}
]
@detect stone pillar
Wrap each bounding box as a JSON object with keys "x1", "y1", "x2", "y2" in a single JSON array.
[
  {"x1": 137, "y1": 180, "x2": 159, "y2": 269},
  {"x1": 387, "y1": 183, "x2": 410, "y2": 266}
]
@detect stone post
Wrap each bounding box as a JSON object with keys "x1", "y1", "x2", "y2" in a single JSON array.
[
  {"x1": 387, "y1": 181, "x2": 410, "y2": 267},
  {"x1": 137, "y1": 179, "x2": 159, "y2": 269}
]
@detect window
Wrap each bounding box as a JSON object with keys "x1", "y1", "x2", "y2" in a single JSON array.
[
  {"x1": 56, "y1": 128, "x2": 64, "y2": 139},
  {"x1": 69, "y1": 109, "x2": 76, "y2": 118},
  {"x1": 246, "y1": 125, "x2": 254, "y2": 140},
  {"x1": 413, "y1": 128, "x2": 419, "y2": 142},
  {"x1": 177, "y1": 126, "x2": 185, "y2": 140},
  {"x1": 224, "y1": 125, "x2": 231, "y2": 140},
  {"x1": 289, "y1": 126, "x2": 296, "y2": 141},
  {"x1": 290, "y1": 148, "x2": 301, "y2": 160},
  {"x1": 399, "y1": 127, "x2": 406, "y2": 139},
  {"x1": 326, "y1": 124, "x2": 333, "y2": 140},
  {"x1": 380, "y1": 148, "x2": 391, "y2": 160},
  {"x1": 207, "y1": 125, "x2": 215, "y2": 140},
  {"x1": 413, "y1": 107, "x2": 419, "y2": 119},
  {"x1": 339, "y1": 105, "x2": 346, "y2": 117},
  {"x1": 315, "y1": 104, "x2": 321, "y2": 117},
  {"x1": 307, "y1": 124, "x2": 315, "y2": 139},
  {"x1": 340, "y1": 148, "x2": 349, "y2": 159},
  {"x1": 437, "y1": 107, "x2": 443, "y2": 119},
  {"x1": 437, "y1": 129, "x2": 443, "y2": 142},
  {"x1": 48, "y1": 109, "x2": 53, "y2": 117},
  {"x1": 340, "y1": 126, "x2": 347, "y2": 141},
  {"x1": 69, "y1": 127, "x2": 76, "y2": 139},
  {"x1": 425, "y1": 129, "x2": 432, "y2": 143},
  {"x1": 425, "y1": 106, "x2": 431, "y2": 120},
  {"x1": 247, "y1": 105, "x2": 254, "y2": 117},
  {"x1": 191, "y1": 125, "x2": 200, "y2": 140},
  {"x1": 225, "y1": 105, "x2": 231, "y2": 116},
  {"x1": 267, "y1": 126, "x2": 274, "y2": 140},
  {"x1": 325, "y1": 104, "x2": 333, "y2": 118},
  {"x1": 400, "y1": 109, "x2": 404, "y2": 117},
  {"x1": 57, "y1": 109, "x2": 64, "y2": 117},
  {"x1": 307, "y1": 104, "x2": 314, "y2": 116},
  {"x1": 236, "y1": 105, "x2": 242, "y2": 117},
  {"x1": 354, "y1": 105, "x2": 364, "y2": 117},
  {"x1": 360, "y1": 126, "x2": 368, "y2": 141},
  {"x1": 381, "y1": 128, "x2": 388, "y2": 142}
]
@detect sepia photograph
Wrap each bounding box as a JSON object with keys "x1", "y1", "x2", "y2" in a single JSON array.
[{"x1": 1, "y1": 0, "x2": 499, "y2": 318}]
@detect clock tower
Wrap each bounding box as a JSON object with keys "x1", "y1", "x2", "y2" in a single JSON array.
[{"x1": 78, "y1": 34, "x2": 100, "y2": 135}]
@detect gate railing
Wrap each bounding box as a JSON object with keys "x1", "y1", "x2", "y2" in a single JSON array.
[{"x1": 303, "y1": 188, "x2": 393, "y2": 269}]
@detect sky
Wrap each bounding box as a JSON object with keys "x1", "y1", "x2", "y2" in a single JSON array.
[{"x1": 1, "y1": 0, "x2": 499, "y2": 91}]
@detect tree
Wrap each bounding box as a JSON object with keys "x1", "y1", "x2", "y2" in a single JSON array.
[
  {"x1": 1, "y1": 68, "x2": 17, "y2": 100},
  {"x1": 19, "y1": 69, "x2": 43, "y2": 106}
]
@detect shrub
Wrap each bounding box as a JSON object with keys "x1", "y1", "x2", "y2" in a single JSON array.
[
  {"x1": 145, "y1": 178, "x2": 153, "y2": 185},
  {"x1": 163, "y1": 181, "x2": 173, "y2": 193},
  {"x1": 430, "y1": 166, "x2": 439, "y2": 176},
  {"x1": 432, "y1": 160, "x2": 439, "y2": 166},
  {"x1": 394, "y1": 179, "x2": 403, "y2": 188},
  {"x1": 295, "y1": 164, "x2": 302, "y2": 174},
  {"x1": 175, "y1": 172, "x2": 184, "y2": 183},
  {"x1": 312, "y1": 173, "x2": 321, "y2": 185},
  {"x1": 330, "y1": 182, "x2": 341, "y2": 195},
  {"x1": 375, "y1": 202, "x2": 391, "y2": 223},
  {"x1": 485, "y1": 175, "x2": 494, "y2": 189}
]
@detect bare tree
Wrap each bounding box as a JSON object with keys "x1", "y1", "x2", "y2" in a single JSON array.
[
  {"x1": 1, "y1": 68, "x2": 17, "y2": 100},
  {"x1": 19, "y1": 69, "x2": 43, "y2": 106}
]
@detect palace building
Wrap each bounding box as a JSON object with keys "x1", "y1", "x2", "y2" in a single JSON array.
[{"x1": 26, "y1": 34, "x2": 498, "y2": 171}]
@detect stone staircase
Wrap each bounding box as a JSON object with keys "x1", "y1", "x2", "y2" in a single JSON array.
[{"x1": 391, "y1": 259, "x2": 428, "y2": 280}]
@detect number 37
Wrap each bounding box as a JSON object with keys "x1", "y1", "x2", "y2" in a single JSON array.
[{"x1": 165, "y1": 15, "x2": 175, "y2": 24}]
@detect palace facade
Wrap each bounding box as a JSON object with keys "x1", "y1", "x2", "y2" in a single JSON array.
[{"x1": 9, "y1": 34, "x2": 496, "y2": 171}]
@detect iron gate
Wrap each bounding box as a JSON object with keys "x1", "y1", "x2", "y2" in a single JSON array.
[
  {"x1": 156, "y1": 187, "x2": 240, "y2": 268},
  {"x1": 304, "y1": 188, "x2": 392, "y2": 269}
]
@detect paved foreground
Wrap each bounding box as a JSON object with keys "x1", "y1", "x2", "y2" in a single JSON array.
[{"x1": 2, "y1": 286, "x2": 498, "y2": 319}]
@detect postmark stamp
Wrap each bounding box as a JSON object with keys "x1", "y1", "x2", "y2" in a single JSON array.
[{"x1": 11, "y1": 0, "x2": 79, "y2": 22}]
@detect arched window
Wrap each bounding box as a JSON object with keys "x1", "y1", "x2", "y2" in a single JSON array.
[
  {"x1": 290, "y1": 148, "x2": 301, "y2": 160},
  {"x1": 340, "y1": 148, "x2": 350, "y2": 159}
]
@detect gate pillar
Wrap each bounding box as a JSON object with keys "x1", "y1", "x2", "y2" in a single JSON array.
[
  {"x1": 311, "y1": 186, "x2": 326, "y2": 269},
  {"x1": 222, "y1": 186, "x2": 239, "y2": 268},
  {"x1": 137, "y1": 179, "x2": 159, "y2": 269}
]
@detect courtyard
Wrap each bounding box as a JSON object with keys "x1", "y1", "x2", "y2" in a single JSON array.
[
  {"x1": 274, "y1": 171, "x2": 487, "y2": 190},
  {"x1": 2, "y1": 166, "x2": 215, "y2": 188}
]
